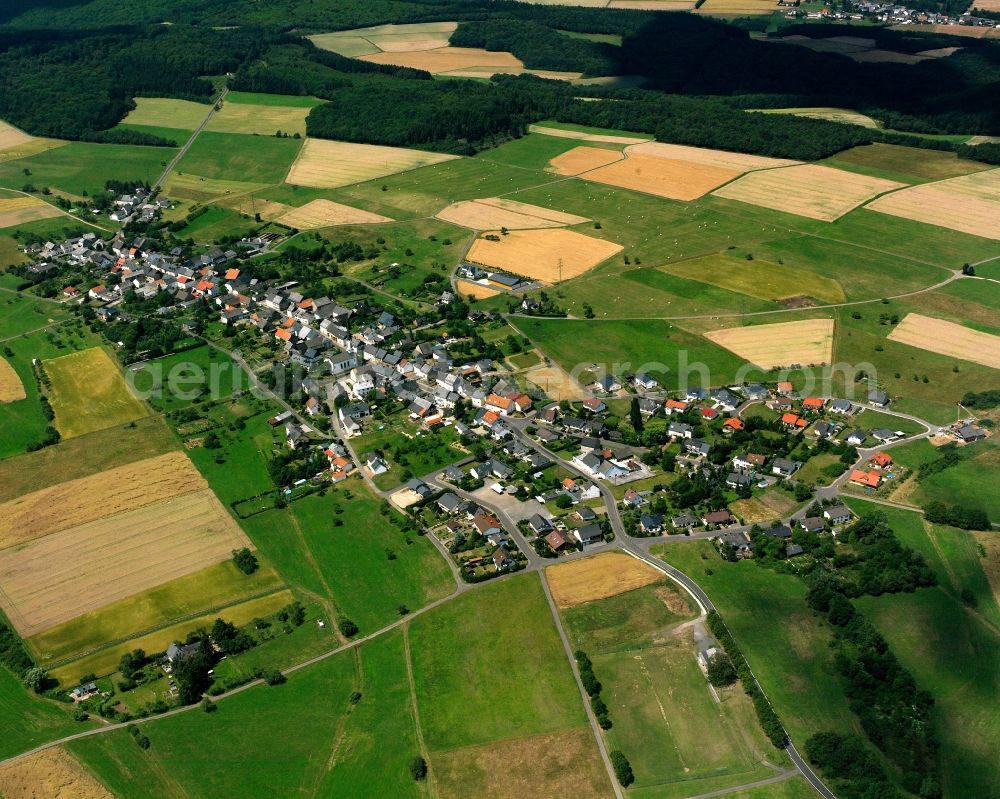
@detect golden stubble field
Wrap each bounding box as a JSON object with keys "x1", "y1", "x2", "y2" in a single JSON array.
[
  {"x1": 547, "y1": 552, "x2": 664, "y2": 607},
  {"x1": 887, "y1": 313, "x2": 1000, "y2": 369},
  {"x1": 713, "y1": 163, "x2": 905, "y2": 221},
  {"x1": 465, "y1": 228, "x2": 622, "y2": 283},
  {"x1": 528, "y1": 124, "x2": 650, "y2": 145},
  {"x1": 0, "y1": 196, "x2": 62, "y2": 228},
  {"x1": 0, "y1": 488, "x2": 250, "y2": 636},
  {"x1": 0, "y1": 451, "x2": 206, "y2": 549},
  {"x1": 705, "y1": 318, "x2": 835, "y2": 369},
  {"x1": 44, "y1": 347, "x2": 150, "y2": 439},
  {"x1": 865, "y1": 167, "x2": 1000, "y2": 240},
  {"x1": 436, "y1": 197, "x2": 588, "y2": 230},
  {"x1": 0, "y1": 747, "x2": 112, "y2": 799},
  {"x1": 573, "y1": 141, "x2": 799, "y2": 201},
  {"x1": 277, "y1": 198, "x2": 393, "y2": 229},
  {"x1": 206, "y1": 101, "x2": 311, "y2": 137},
  {"x1": 0, "y1": 356, "x2": 25, "y2": 403},
  {"x1": 0, "y1": 119, "x2": 64, "y2": 163},
  {"x1": 547, "y1": 145, "x2": 625, "y2": 176},
  {"x1": 285, "y1": 138, "x2": 459, "y2": 188}
]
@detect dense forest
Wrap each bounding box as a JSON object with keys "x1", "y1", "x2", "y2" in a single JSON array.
[{"x1": 1, "y1": 1, "x2": 999, "y2": 159}]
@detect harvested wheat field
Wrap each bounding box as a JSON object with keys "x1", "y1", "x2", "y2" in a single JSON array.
[
  {"x1": 629, "y1": 141, "x2": 799, "y2": 172},
  {"x1": 0, "y1": 196, "x2": 61, "y2": 229},
  {"x1": 466, "y1": 228, "x2": 622, "y2": 283},
  {"x1": 696, "y1": 0, "x2": 776, "y2": 13},
  {"x1": 218, "y1": 196, "x2": 292, "y2": 220},
  {"x1": 525, "y1": 364, "x2": 588, "y2": 401},
  {"x1": 754, "y1": 107, "x2": 880, "y2": 129},
  {"x1": 887, "y1": 313, "x2": 1000, "y2": 369},
  {"x1": 0, "y1": 119, "x2": 34, "y2": 150},
  {"x1": 277, "y1": 199, "x2": 392, "y2": 229},
  {"x1": 0, "y1": 489, "x2": 250, "y2": 636},
  {"x1": 528, "y1": 124, "x2": 650, "y2": 145},
  {"x1": 456, "y1": 279, "x2": 501, "y2": 300},
  {"x1": 973, "y1": 0, "x2": 1000, "y2": 9},
  {"x1": 0, "y1": 357, "x2": 25, "y2": 403},
  {"x1": 433, "y1": 728, "x2": 612, "y2": 799},
  {"x1": 584, "y1": 154, "x2": 741, "y2": 201},
  {"x1": 0, "y1": 451, "x2": 205, "y2": 549},
  {"x1": 437, "y1": 198, "x2": 588, "y2": 230},
  {"x1": 705, "y1": 318, "x2": 835, "y2": 369},
  {"x1": 309, "y1": 22, "x2": 458, "y2": 57},
  {"x1": 0, "y1": 120, "x2": 63, "y2": 162},
  {"x1": 547, "y1": 552, "x2": 664, "y2": 607},
  {"x1": 285, "y1": 138, "x2": 458, "y2": 189},
  {"x1": 206, "y1": 101, "x2": 311, "y2": 137},
  {"x1": 360, "y1": 46, "x2": 526, "y2": 74},
  {"x1": 547, "y1": 145, "x2": 625, "y2": 176},
  {"x1": 44, "y1": 347, "x2": 149, "y2": 439},
  {"x1": 713, "y1": 164, "x2": 905, "y2": 221},
  {"x1": 0, "y1": 747, "x2": 112, "y2": 799},
  {"x1": 866, "y1": 168, "x2": 1000, "y2": 240}
]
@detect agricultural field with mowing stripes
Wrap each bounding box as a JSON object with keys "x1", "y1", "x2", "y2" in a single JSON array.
[
  {"x1": 704, "y1": 318, "x2": 836, "y2": 369},
  {"x1": 0, "y1": 746, "x2": 112, "y2": 799},
  {"x1": 285, "y1": 138, "x2": 458, "y2": 189},
  {"x1": 466, "y1": 228, "x2": 622, "y2": 283},
  {"x1": 886, "y1": 312, "x2": 1000, "y2": 369},
  {"x1": 43, "y1": 347, "x2": 149, "y2": 438}
]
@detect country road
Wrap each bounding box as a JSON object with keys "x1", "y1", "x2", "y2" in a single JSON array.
[{"x1": 152, "y1": 88, "x2": 227, "y2": 193}]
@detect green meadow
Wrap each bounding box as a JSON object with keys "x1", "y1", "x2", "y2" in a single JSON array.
[
  {"x1": 409, "y1": 573, "x2": 585, "y2": 750},
  {"x1": 173, "y1": 131, "x2": 302, "y2": 184},
  {"x1": 0, "y1": 141, "x2": 175, "y2": 196},
  {"x1": 653, "y1": 542, "x2": 861, "y2": 747},
  {"x1": 0, "y1": 666, "x2": 96, "y2": 759}
]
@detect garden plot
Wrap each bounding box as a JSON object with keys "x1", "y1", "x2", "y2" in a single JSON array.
[
  {"x1": 436, "y1": 197, "x2": 588, "y2": 229},
  {"x1": 865, "y1": 168, "x2": 1000, "y2": 240},
  {"x1": 704, "y1": 318, "x2": 835, "y2": 369},
  {"x1": 276, "y1": 199, "x2": 392, "y2": 229},
  {"x1": 887, "y1": 313, "x2": 1000, "y2": 369},
  {"x1": 465, "y1": 228, "x2": 622, "y2": 283},
  {"x1": 547, "y1": 145, "x2": 625, "y2": 176},
  {"x1": 0, "y1": 489, "x2": 250, "y2": 636},
  {"x1": 547, "y1": 552, "x2": 664, "y2": 607},
  {"x1": 285, "y1": 138, "x2": 458, "y2": 189},
  {"x1": 713, "y1": 164, "x2": 905, "y2": 221},
  {"x1": 0, "y1": 451, "x2": 205, "y2": 549}
]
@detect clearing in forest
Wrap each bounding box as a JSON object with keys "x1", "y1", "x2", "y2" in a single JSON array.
[
  {"x1": 0, "y1": 489, "x2": 251, "y2": 636},
  {"x1": 285, "y1": 138, "x2": 459, "y2": 188},
  {"x1": 887, "y1": 313, "x2": 1000, "y2": 369},
  {"x1": 547, "y1": 145, "x2": 625, "y2": 176},
  {"x1": 44, "y1": 347, "x2": 149, "y2": 438},
  {"x1": 865, "y1": 168, "x2": 1000, "y2": 240},
  {"x1": 547, "y1": 552, "x2": 664, "y2": 607},
  {"x1": 0, "y1": 451, "x2": 206, "y2": 549},
  {"x1": 0, "y1": 196, "x2": 61, "y2": 228},
  {"x1": 276, "y1": 199, "x2": 393, "y2": 229},
  {"x1": 436, "y1": 197, "x2": 588, "y2": 230},
  {"x1": 753, "y1": 107, "x2": 880, "y2": 129},
  {"x1": 206, "y1": 100, "x2": 312, "y2": 137},
  {"x1": 465, "y1": 228, "x2": 622, "y2": 283},
  {"x1": 120, "y1": 97, "x2": 209, "y2": 130},
  {"x1": 0, "y1": 357, "x2": 25, "y2": 403},
  {"x1": 713, "y1": 164, "x2": 905, "y2": 221},
  {"x1": 0, "y1": 747, "x2": 112, "y2": 799},
  {"x1": 704, "y1": 318, "x2": 835, "y2": 369}
]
